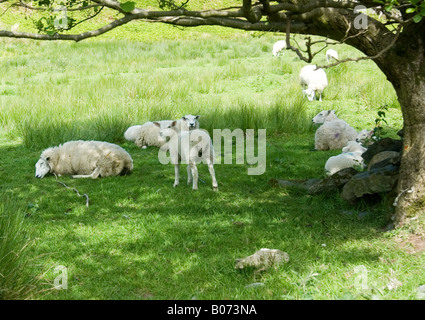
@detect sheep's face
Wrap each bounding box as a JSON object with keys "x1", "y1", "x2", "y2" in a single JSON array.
[
  {"x1": 303, "y1": 89, "x2": 315, "y2": 101},
  {"x1": 342, "y1": 141, "x2": 367, "y2": 153},
  {"x1": 35, "y1": 157, "x2": 51, "y2": 178},
  {"x1": 157, "y1": 121, "x2": 177, "y2": 142},
  {"x1": 312, "y1": 110, "x2": 337, "y2": 124},
  {"x1": 182, "y1": 115, "x2": 200, "y2": 130},
  {"x1": 356, "y1": 129, "x2": 374, "y2": 143}
]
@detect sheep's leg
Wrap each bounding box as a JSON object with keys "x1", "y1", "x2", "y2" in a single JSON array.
[
  {"x1": 72, "y1": 167, "x2": 101, "y2": 179},
  {"x1": 206, "y1": 157, "x2": 218, "y2": 191},
  {"x1": 173, "y1": 163, "x2": 180, "y2": 188},
  {"x1": 189, "y1": 161, "x2": 198, "y2": 190},
  {"x1": 318, "y1": 92, "x2": 322, "y2": 102},
  {"x1": 187, "y1": 164, "x2": 192, "y2": 185}
]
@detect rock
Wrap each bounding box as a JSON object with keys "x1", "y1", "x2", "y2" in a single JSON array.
[
  {"x1": 341, "y1": 165, "x2": 399, "y2": 203},
  {"x1": 362, "y1": 138, "x2": 403, "y2": 163},
  {"x1": 368, "y1": 151, "x2": 401, "y2": 170},
  {"x1": 271, "y1": 168, "x2": 358, "y2": 195},
  {"x1": 307, "y1": 167, "x2": 358, "y2": 195},
  {"x1": 235, "y1": 248, "x2": 289, "y2": 271}
]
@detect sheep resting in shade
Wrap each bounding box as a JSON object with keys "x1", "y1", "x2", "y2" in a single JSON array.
[{"x1": 35, "y1": 140, "x2": 133, "y2": 179}]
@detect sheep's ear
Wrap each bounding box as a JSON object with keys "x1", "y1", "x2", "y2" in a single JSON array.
[
  {"x1": 182, "y1": 116, "x2": 187, "y2": 120},
  {"x1": 153, "y1": 122, "x2": 160, "y2": 127},
  {"x1": 195, "y1": 115, "x2": 200, "y2": 119},
  {"x1": 171, "y1": 120, "x2": 177, "y2": 127}
]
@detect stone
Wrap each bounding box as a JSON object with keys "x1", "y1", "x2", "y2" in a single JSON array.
[
  {"x1": 270, "y1": 167, "x2": 358, "y2": 195},
  {"x1": 368, "y1": 151, "x2": 401, "y2": 170},
  {"x1": 341, "y1": 165, "x2": 399, "y2": 203},
  {"x1": 362, "y1": 138, "x2": 403, "y2": 163},
  {"x1": 234, "y1": 248, "x2": 289, "y2": 271}
]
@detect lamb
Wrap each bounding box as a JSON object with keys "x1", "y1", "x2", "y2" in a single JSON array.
[
  {"x1": 356, "y1": 129, "x2": 375, "y2": 146},
  {"x1": 35, "y1": 140, "x2": 133, "y2": 179},
  {"x1": 155, "y1": 121, "x2": 218, "y2": 191},
  {"x1": 326, "y1": 49, "x2": 338, "y2": 62},
  {"x1": 272, "y1": 40, "x2": 286, "y2": 57},
  {"x1": 124, "y1": 120, "x2": 173, "y2": 149},
  {"x1": 325, "y1": 141, "x2": 366, "y2": 175},
  {"x1": 234, "y1": 248, "x2": 290, "y2": 271},
  {"x1": 124, "y1": 115, "x2": 200, "y2": 149},
  {"x1": 299, "y1": 65, "x2": 328, "y2": 101},
  {"x1": 312, "y1": 110, "x2": 358, "y2": 150}
]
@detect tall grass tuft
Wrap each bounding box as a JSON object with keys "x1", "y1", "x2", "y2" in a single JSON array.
[{"x1": 0, "y1": 193, "x2": 37, "y2": 300}]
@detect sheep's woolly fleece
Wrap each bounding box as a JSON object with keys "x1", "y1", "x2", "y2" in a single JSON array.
[{"x1": 35, "y1": 140, "x2": 133, "y2": 179}]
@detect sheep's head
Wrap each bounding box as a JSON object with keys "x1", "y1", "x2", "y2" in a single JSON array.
[
  {"x1": 342, "y1": 141, "x2": 367, "y2": 153},
  {"x1": 182, "y1": 115, "x2": 200, "y2": 131},
  {"x1": 312, "y1": 110, "x2": 337, "y2": 124},
  {"x1": 356, "y1": 129, "x2": 374, "y2": 143},
  {"x1": 35, "y1": 149, "x2": 54, "y2": 178},
  {"x1": 156, "y1": 120, "x2": 177, "y2": 142},
  {"x1": 303, "y1": 88, "x2": 316, "y2": 101}
]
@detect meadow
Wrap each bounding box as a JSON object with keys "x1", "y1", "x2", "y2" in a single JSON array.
[{"x1": 1, "y1": 21, "x2": 423, "y2": 300}]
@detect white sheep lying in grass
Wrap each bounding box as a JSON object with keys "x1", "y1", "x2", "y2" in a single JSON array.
[
  {"x1": 35, "y1": 140, "x2": 133, "y2": 179},
  {"x1": 326, "y1": 49, "x2": 338, "y2": 62},
  {"x1": 325, "y1": 141, "x2": 366, "y2": 175},
  {"x1": 313, "y1": 110, "x2": 358, "y2": 150},
  {"x1": 155, "y1": 121, "x2": 218, "y2": 191},
  {"x1": 272, "y1": 40, "x2": 286, "y2": 56},
  {"x1": 124, "y1": 115, "x2": 200, "y2": 149},
  {"x1": 299, "y1": 65, "x2": 328, "y2": 101}
]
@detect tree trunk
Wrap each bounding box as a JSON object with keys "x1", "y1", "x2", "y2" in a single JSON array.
[
  {"x1": 378, "y1": 25, "x2": 425, "y2": 227},
  {"x1": 392, "y1": 78, "x2": 425, "y2": 227}
]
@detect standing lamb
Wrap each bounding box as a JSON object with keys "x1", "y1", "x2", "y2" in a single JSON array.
[
  {"x1": 299, "y1": 65, "x2": 328, "y2": 101},
  {"x1": 124, "y1": 115, "x2": 200, "y2": 149},
  {"x1": 326, "y1": 49, "x2": 339, "y2": 62},
  {"x1": 272, "y1": 40, "x2": 286, "y2": 57},
  {"x1": 312, "y1": 110, "x2": 358, "y2": 150},
  {"x1": 325, "y1": 141, "x2": 366, "y2": 175},
  {"x1": 155, "y1": 121, "x2": 218, "y2": 191},
  {"x1": 35, "y1": 140, "x2": 133, "y2": 179}
]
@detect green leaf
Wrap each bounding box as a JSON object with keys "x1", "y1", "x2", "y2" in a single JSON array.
[
  {"x1": 120, "y1": 1, "x2": 135, "y2": 12},
  {"x1": 384, "y1": 4, "x2": 393, "y2": 11},
  {"x1": 406, "y1": 8, "x2": 416, "y2": 14},
  {"x1": 413, "y1": 14, "x2": 423, "y2": 23}
]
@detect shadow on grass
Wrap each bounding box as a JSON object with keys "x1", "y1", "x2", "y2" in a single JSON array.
[{"x1": 0, "y1": 134, "x2": 393, "y2": 299}]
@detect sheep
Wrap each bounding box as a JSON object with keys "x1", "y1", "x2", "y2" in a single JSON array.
[
  {"x1": 312, "y1": 110, "x2": 358, "y2": 150},
  {"x1": 326, "y1": 49, "x2": 338, "y2": 62},
  {"x1": 124, "y1": 120, "x2": 173, "y2": 149},
  {"x1": 124, "y1": 115, "x2": 200, "y2": 149},
  {"x1": 356, "y1": 129, "x2": 375, "y2": 146},
  {"x1": 272, "y1": 40, "x2": 286, "y2": 57},
  {"x1": 325, "y1": 141, "x2": 366, "y2": 175},
  {"x1": 299, "y1": 65, "x2": 328, "y2": 101},
  {"x1": 155, "y1": 121, "x2": 218, "y2": 191},
  {"x1": 35, "y1": 140, "x2": 133, "y2": 179},
  {"x1": 312, "y1": 110, "x2": 338, "y2": 124}
]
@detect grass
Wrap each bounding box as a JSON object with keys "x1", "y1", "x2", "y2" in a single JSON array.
[{"x1": 1, "y1": 31, "x2": 420, "y2": 300}]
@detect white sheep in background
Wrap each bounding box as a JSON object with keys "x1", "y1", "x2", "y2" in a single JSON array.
[
  {"x1": 124, "y1": 120, "x2": 173, "y2": 149},
  {"x1": 326, "y1": 49, "x2": 338, "y2": 62},
  {"x1": 156, "y1": 121, "x2": 218, "y2": 191},
  {"x1": 272, "y1": 40, "x2": 286, "y2": 57},
  {"x1": 325, "y1": 141, "x2": 366, "y2": 175},
  {"x1": 312, "y1": 110, "x2": 338, "y2": 124},
  {"x1": 312, "y1": 110, "x2": 358, "y2": 150},
  {"x1": 35, "y1": 140, "x2": 133, "y2": 179},
  {"x1": 299, "y1": 65, "x2": 328, "y2": 101},
  {"x1": 124, "y1": 115, "x2": 200, "y2": 149}
]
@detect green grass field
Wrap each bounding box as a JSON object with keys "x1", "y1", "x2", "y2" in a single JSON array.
[{"x1": 2, "y1": 23, "x2": 423, "y2": 300}]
